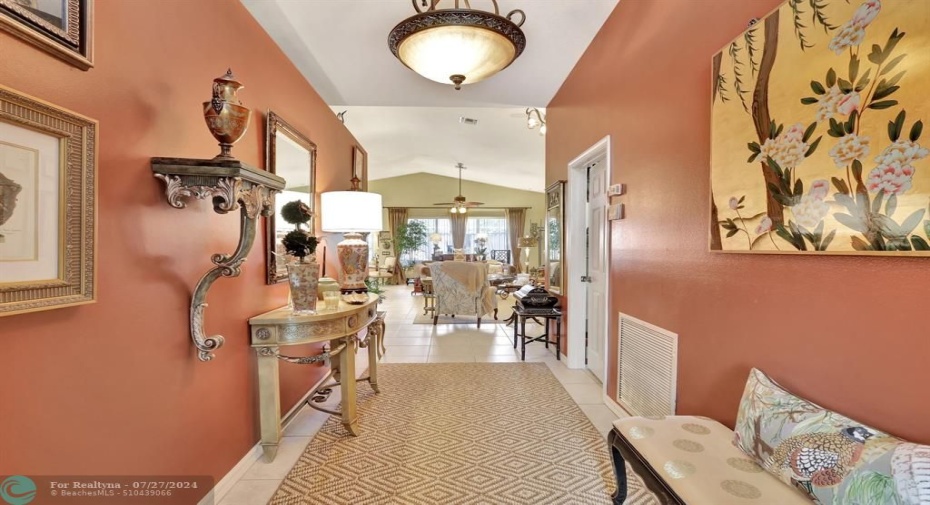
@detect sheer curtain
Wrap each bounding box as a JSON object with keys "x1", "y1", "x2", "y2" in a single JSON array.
[
  {"x1": 505, "y1": 208, "x2": 526, "y2": 272},
  {"x1": 387, "y1": 207, "x2": 408, "y2": 284},
  {"x1": 450, "y1": 212, "x2": 467, "y2": 249}
]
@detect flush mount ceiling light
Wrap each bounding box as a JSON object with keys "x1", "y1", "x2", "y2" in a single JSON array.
[
  {"x1": 526, "y1": 107, "x2": 546, "y2": 135},
  {"x1": 388, "y1": 0, "x2": 527, "y2": 90}
]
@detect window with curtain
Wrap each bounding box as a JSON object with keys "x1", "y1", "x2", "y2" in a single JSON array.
[
  {"x1": 403, "y1": 217, "x2": 509, "y2": 264},
  {"x1": 466, "y1": 218, "x2": 509, "y2": 255}
]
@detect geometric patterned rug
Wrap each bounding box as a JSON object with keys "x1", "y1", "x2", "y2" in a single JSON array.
[{"x1": 270, "y1": 363, "x2": 657, "y2": 504}]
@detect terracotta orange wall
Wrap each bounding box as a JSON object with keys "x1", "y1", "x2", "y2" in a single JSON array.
[
  {"x1": 0, "y1": 0, "x2": 359, "y2": 485},
  {"x1": 548, "y1": 0, "x2": 930, "y2": 444}
]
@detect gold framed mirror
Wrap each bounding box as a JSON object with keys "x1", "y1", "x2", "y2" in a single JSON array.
[
  {"x1": 545, "y1": 180, "x2": 565, "y2": 295},
  {"x1": 265, "y1": 111, "x2": 316, "y2": 284}
]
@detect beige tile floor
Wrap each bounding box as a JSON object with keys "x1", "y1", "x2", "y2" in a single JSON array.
[{"x1": 217, "y1": 284, "x2": 619, "y2": 505}]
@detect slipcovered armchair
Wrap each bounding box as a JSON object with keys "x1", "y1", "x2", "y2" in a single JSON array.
[
  {"x1": 429, "y1": 262, "x2": 498, "y2": 327},
  {"x1": 485, "y1": 260, "x2": 517, "y2": 276}
]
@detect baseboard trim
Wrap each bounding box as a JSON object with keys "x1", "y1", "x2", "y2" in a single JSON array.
[
  {"x1": 199, "y1": 442, "x2": 261, "y2": 505},
  {"x1": 200, "y1": 372, "x2": 336, "y2": 505},
  {"x1": 603, "y1": 393, "x2": 633, "y2": 419}
]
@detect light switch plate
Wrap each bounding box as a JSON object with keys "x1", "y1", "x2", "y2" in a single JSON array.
[
  {"x1": 608, "y1": 183, "x2": 625, "y2": 196},
  {"x1": 608, "y1": 203, "x2": 625, "y2": 220}
]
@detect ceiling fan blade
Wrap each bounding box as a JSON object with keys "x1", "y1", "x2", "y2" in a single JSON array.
[
  {"x1": 433, "y1": 202, "x2": 454, "y2": 206},
  {"x1": 464, "y1": 201, "x2": 484, "y2": 206}
]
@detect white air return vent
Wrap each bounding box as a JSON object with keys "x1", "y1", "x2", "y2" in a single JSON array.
[{"x1": 616, "y1": 313, "x2": 678, "y2": 417}]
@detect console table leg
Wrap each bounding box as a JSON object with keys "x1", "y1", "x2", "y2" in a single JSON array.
[
  {"x1": 257, "y1": 346, "x2": 281, "y2": 461},
  {"x1": 377, "y1": 312, "x2": 387, "y2": 359},
  {"x1": 339, "y1": 335, "x2": 359, "y2": 436},
  {"x1": 261, "y1": 444, "x2": 279, "y2": 462},
  {"x1": 367, "y1": 329, "x2": 380, "y2": 394}
]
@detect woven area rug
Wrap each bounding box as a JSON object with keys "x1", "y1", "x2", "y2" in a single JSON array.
[{"x1": 270, "y1": 363, "x2": 657, "y2": 505}]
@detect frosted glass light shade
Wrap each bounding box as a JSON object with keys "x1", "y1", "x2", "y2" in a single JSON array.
[
  {"x1": 320, "y1": 191, "x2": 383, "y2": 232},
  {"x1": 388, "y1": 8, "x2": 526, "y2": 90},
  {"x1": 397, "y1": 25, "x2": 516, "y2": 86}
]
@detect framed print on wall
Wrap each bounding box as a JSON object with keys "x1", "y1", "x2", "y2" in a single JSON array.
[
  {"x1": 352, "y1": 145, "x2": 366, "y2": 190},
  {"x1": 711, "y1": 0, "x2": 929, "y2": 255},
  {"x1": 0, "y1": 85, "x2": 97, "y2": 316},
  {"x1": 377, "y1": 230, "x2": 393, "y2": 257},
  {"x1": 0, "y1": 0, "x2": 94, "y2": 70},
  {"x1": 545, "y1": 181, "x2": 565, "y2": 294}
]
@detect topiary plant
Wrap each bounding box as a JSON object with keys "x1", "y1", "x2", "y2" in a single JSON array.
[{"x1": 280, "y1": 200, "x2": 318, "y2": 263}]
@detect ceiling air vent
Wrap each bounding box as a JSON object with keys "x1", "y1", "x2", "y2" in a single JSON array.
[{"x1": 459, "y1": 117, "x2": 478, "y2": 125}]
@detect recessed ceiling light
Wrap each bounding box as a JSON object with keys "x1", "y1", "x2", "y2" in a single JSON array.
[{"x1": 459, "y1": 117, "x2": 478, "y2": 125}]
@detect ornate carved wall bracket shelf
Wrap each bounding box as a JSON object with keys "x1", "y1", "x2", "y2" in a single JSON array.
[{"x1": 151, "y1": 158, "x2": 286, "y2": 362}]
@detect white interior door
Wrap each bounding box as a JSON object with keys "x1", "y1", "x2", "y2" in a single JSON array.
[{"x1": 586, "y1": 161, "x2": 609, "y2": 382}]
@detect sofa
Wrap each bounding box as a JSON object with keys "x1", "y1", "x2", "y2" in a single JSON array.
[
  {"x1": 413, "y1": 260, "x2": 516, "y2": 278},
  {"x1": 609, "y1": 368, "x2": 929, "y2": 504}
]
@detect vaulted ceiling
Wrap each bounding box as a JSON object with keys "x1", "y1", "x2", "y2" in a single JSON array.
[{"x1": 242, "y1": 0, "x2": 619, "y2": 190}]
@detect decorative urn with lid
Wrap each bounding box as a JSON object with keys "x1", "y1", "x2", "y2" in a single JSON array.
[{"x1": 203, "y1": 69, "x2": 251, "y2": 160}]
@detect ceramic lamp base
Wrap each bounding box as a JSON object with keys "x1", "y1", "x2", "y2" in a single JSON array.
[{"x1": 337, "y1": 232, "x2": 369, "y2": 293}]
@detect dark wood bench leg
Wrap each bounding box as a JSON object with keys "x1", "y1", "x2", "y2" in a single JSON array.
[
  {"x1": 608, "y1": 430, "x2": 629, "y2": 505},
  {"x1": 609, "y1": 428, "x2": 686, "y2": 505}
]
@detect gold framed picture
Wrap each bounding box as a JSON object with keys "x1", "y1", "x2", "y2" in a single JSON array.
[
  {"x1": 0, "y1": 0, "x2": 93, "y2": 70},
  {"x1": 545, "y1": 180, "x2": 565, "y2": 294},
  {"x1": 0, "y1": 85, "x2": 97, "y2": 316},
  {"x1": 711, "y1": 0, "x2": 929, "y2": 255},
  {"x1": 353, "y1": 145, "x2": 366, "y2": 189}
]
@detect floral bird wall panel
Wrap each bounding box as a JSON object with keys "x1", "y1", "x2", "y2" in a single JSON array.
[{"x1": 711, "y1": 0, "x2": 930, "y2": 254}]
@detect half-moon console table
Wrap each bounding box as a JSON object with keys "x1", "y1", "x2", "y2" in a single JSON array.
[{"x1": 249, "y1": 295, "x2": 383, "y2": 461}]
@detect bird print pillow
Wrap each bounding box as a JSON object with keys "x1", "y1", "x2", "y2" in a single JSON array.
[{"x1": 733, "y1": 368, "x2": 929, "y2": 504}]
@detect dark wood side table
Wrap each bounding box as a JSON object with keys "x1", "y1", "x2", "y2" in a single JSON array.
[
  {"x1": 512, "y1": 306, "x2": 562, "y2": 361},
  {"x1": 495, "y1": 283, "x2": 524, "y2": 325}
]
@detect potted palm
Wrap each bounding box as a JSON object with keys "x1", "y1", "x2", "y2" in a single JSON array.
[{"x1": 281, "y1": 200, "x2": 320, "y2": 313}]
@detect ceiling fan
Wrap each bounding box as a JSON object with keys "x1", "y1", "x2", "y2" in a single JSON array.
[{"x1": 433, "y1": 163, "x2": 484, "y2": 214}]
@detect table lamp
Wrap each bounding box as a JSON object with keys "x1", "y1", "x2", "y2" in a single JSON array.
[
  {"x1": 321, "y1": 189, "x2": 383, "y2": 293},
  {"x1": 517, "y1": 235, "x2": 537, "y2": 274},
  {"x1": 430, "y1": 233, "x2": 442, "y2": 255}
]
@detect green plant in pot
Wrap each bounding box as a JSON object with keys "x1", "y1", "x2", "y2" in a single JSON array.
[
  {"x1": 281, "y1": 200, "x2": 320, "y2": 313},
  {"x1": 396, "y1": 220, "x2": 428, "y2": 269},
  {"x1": 364, "y1": 277, "x2": 386, "y2": 302}
]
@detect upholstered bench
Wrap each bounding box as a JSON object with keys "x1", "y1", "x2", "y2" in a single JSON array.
[
  {"x1": 609, "y1": 416, "x2": 811, "y2": 504},
  {"x1": 609, "y1": 368, "x2": 930, "y2": 504}
]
